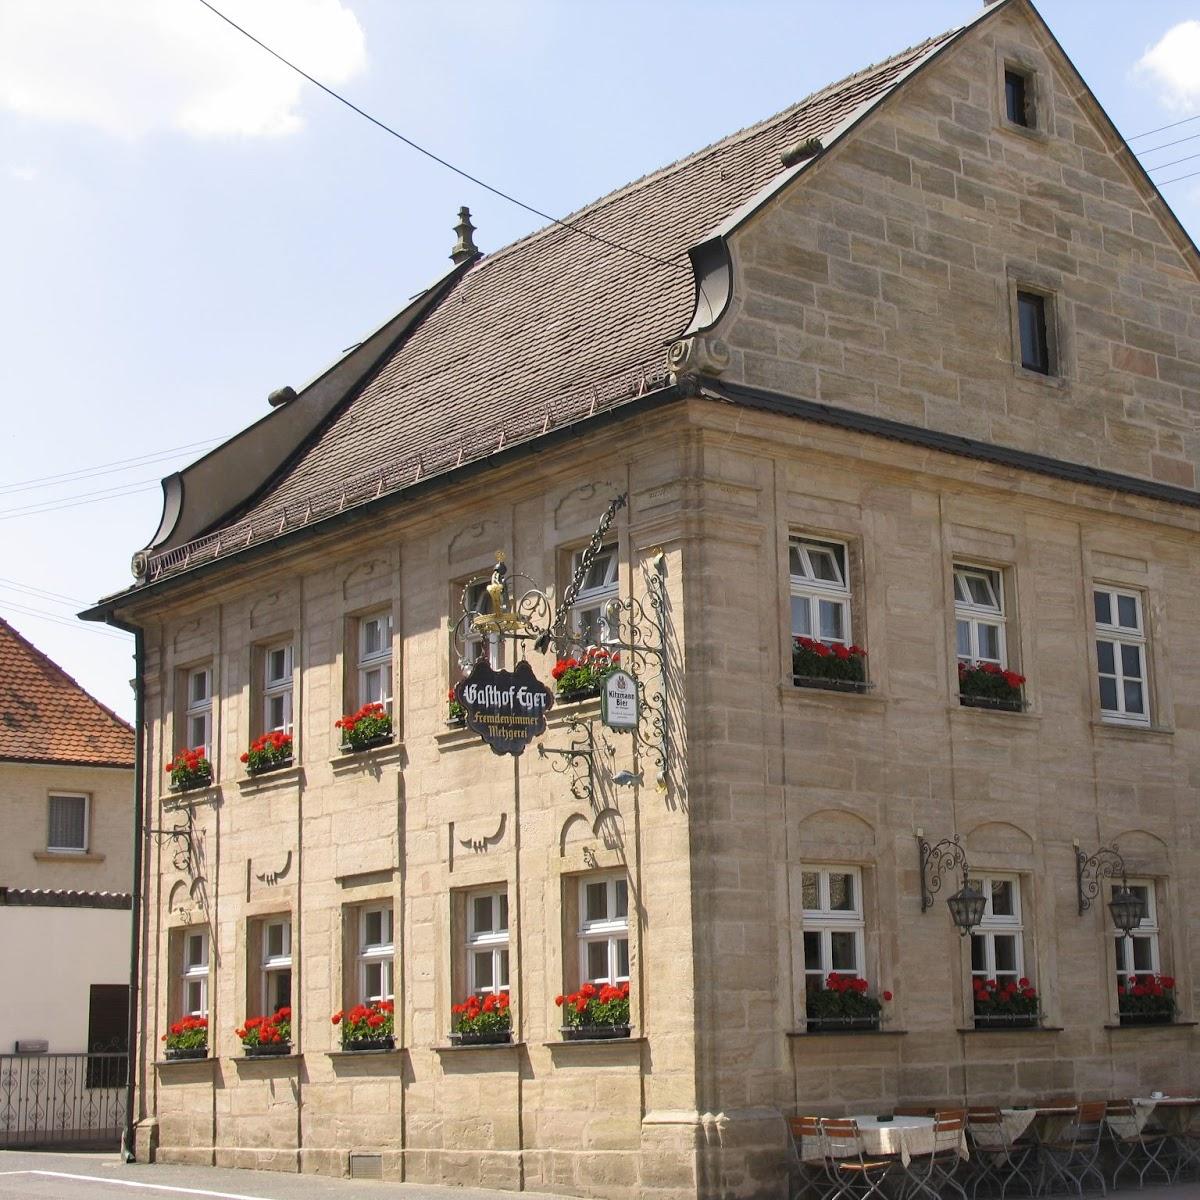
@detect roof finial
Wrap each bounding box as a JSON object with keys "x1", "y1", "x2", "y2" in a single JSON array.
[{"x1": 450, "y1": 206, "x2": 478, "y2": 263}]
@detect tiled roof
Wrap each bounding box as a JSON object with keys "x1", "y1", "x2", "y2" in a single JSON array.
[
  {"x1": 147, "y1": 22, "x2": 965, "y2": 579},
  {"x1": 0, "y1": 618, "x2": 134, "y2": 767},
  {"x1": 0, "y1": 887, "x2": 132, "y2": 910}
]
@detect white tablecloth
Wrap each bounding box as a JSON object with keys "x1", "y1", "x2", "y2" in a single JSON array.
[
  {"x1": 970, "y1": 1108, "x2": 1038, "y2": 1148},
  {"x1": 1131, "y1": 1097, "x2": 1200, "y2": 1133},
  {"x1": 848, "y1": 1116, "x2": 968, "y2": 1166}
]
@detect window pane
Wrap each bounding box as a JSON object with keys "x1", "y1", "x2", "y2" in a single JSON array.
[
  {"x1": 498, "y1": 893, "x2": 509, "y2": 931},
  {"x1": 616, "y1": 938, "x2": 629, "y2": 978},
  {"x1": 1005, "y1": 70, "x2": 1027, "y2": 125},
  {"x1": 956, "y1": 620, "x2": 971, "y2": 659},
  {"x1": 1099, "y1": 677, "x2": 1119, "y2": 711},
  {"x1": 582, "y1": 550, "x2": 615, "y2": 591},
  {"x1": 801, "y1": 873, "x2": 819, "y2": 911},
  {"x1": 186, "y1": 933, "x2": 205, "y2": 969},
  {"x1": 953, "y1": 574, "x2": 968, "y2": 604},
  {"x1": 791, "y1": 595, "x2": 812, "y2": 638},
  {"x1": 1123, "y1": 680, "x2": 1145, "y2": 714},
  {"x1": 364, "y1": 910, "x2": 383, "y2": 946},
  {"x1": 1018, "y1": 292, "x2": 1048, "y2": 373},
  {"x1": 186, "y1": 980, "x2": 205, "y2": 1014},
  {"x1": 268, "y1": 694, "x2": 286, "y2": 731},
  {"x1": 48, "y1": 795, "x2": 85, "y2": 850},
  {"x1": 188, "y1": 714, "x2": 209, "y2": 749},
  {"x1": 994, "y1": 935, "x2": 1018, "y2": 974},
  {"x1": 789, "y1": 545, "x2": 807, "y2": 579},
  {"x1": 1094, "y1": 591, "x2": 1112, "y2": 626},
  {"x1": 1132, "y1": 938, "x2": 1154, "y2": 972},
  {"x1": 971, "y1": 935, "x2": 985, "y2": 972},
  {"x1": 613, "y1": 879, "x2": 629, "y2": 919},
  {"x1": 473, "y1": 950, "x2": 493, "y2": 990},
  {"x1": 365, "y1": 962, "x2": 383, "y2": 1000},
  {"x1": 828, "y1": 873, "x2": 854, "y2": 912},
  {"x1": 472, "y1": 896, "x2": 494, "y2": 935},
  {"x1": 267, "y1": 648, "x2": 288, "y2": 682},
  {"x1": 362, "y1": 618, "x2": 383, "y2": 656},
  {"x1": 190, "y1": 670, "x2": 209, "y2": 704},
  {"x1": 1116, "y1": 594, "x2": 1139, "y2": 630},
  {"x1": 977, "y1": 624, "x2": 1000, "y2": 662},
  {"x1": 498, "y1": 949, "x2": 510, "y2": 988},
  {"x1": 818, "y1": 599, "x2": 844, "y2": 642},
  {"x1": 267, "y1": 923, "x2": 285, "y2": 959},
  {"x1": 803, "y1": 931, "x2": 821, "y2": 971},
  {"x1": 829, "y1": 932, "x2": 857, "y2": 972},
  {"x1": 808, "y1": 548, "x2": 840, "y2": 584},
  {"x1": 587, "y1": 940, "x2": 608, "y2": 981},
  {"x1": 990, "y1": 880, "x2": 1014, "y2": 918},
  {"x1": 1120, "y1": 643, "x2": 1143, "y2": 679},
  {"x1": 585, "y1": 882, "x2": 608, "y2": 923},
  {"x1": 1096, "y1": 641, "x2": 1115, "y2": 674},
  {"x1": 967, "y1": 575, "x2": 994, "y2": 608}
]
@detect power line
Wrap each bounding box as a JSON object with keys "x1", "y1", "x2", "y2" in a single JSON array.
[
  {"x1": 195, "y1": 0, "x2": 687, "y2": 274},
  {"x1": 1158, "y1": 168, "x2": 1200, "y2": 187},
  {"x1": 1133, "y1": 131, "x2": 1200, "y2": 159},
  {"x1": 0, "y1": 599, "x2": 128, "y2": 641},
  {"x1": 1145, "y1": 150, "x2": 1200, "y2": 173},
  {"x1": 0, "y1": 578, "x2": 89, "y2": 608},
  {"x1": 0, "y1": 480, "x2": 161, "y2": 521},
  {"x1": 1127, "y1": 112, "x2": 1200, "y2": 142}
]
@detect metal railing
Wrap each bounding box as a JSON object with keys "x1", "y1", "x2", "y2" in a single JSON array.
[{"x1": 0, "y1": 1053, "x2": 127, "y2": 1148}]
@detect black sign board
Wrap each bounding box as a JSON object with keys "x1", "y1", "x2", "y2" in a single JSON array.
[{"x1": 454, "y1": 658, "x2": 555, "y2": 757}]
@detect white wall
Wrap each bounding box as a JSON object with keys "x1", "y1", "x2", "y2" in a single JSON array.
[{"x1": 0, "y1": 906, "x2": 130, "y2": 1053}]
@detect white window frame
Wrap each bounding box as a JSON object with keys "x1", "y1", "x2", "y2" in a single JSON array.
[
  {"x1": 571, "y1": 544, "x2": 619, "y2": 650},
  {"x1": 466, "y1": 889, "x2": 510, "y2": 996},
  {"x1": 789, "y1": 537, "x2": 852, "y2": 646},
  {"x1": 970, "y1": 874, "x2": 1025, "y2": 990},
  {"x1": 460, "y1": 579, "x2": 500, "y2": 671},
  {"x1": 954, "y1": 565, "x2": 1007, "y2": 667},
  {"x1": 185, "y1": 666, "x2": 212, "y2": 756},
  {"x1": 1094, "y1": 586, "x2": 1149, "y2": 726},
  {"x1": 262, "y1": 642, "x2": 293, "y2": 735},
  {"x1": 1113, "y1": 879, "x2": 1161, "y2": 992},
  {"x1": 182, "y1": 928, "x2": 209, "y2": 1018},
  {"x1": 357, "y1": 611, "x2": 394, "y2": 713},
  {"x1": 47, "y1": 792, "x2": 88, "y2": 853},
  {"x1": 262, "y1": 918, "x2": 292, "y2": 1013},
  {"x1": 800, "y1": 866, "x2": 865, "y2": 995},
  {"x1": 359, "y1": 906, "x2": 394, "y2": 1004},
  {"x1": 578, "y1": 874, "x2": 629, "y2": 987}
]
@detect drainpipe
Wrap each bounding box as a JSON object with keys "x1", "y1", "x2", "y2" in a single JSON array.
[{"x1": 104, "y1": 614, "x2": 145, "y2": 1163}]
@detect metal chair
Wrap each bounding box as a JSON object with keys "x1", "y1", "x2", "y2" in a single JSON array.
[
  {"x1": 788, "y1": 1115, "x2": 834, "y2": 1200},
  {"x1": 819, "y1": 1117, "x2": 900, "y2": 1200},
  {"x1": 1104, "y1": 1099, "x2": 1171, "y2": 1189},
  {"x1": 966, "y1": 1105, "x2": 1037, "y2": 1199},
  {"x1": 901, "y1": 1110, "x2": 969, "y2": 1200},
  {"x1": 1039, "y1": 1101, "x2": 1107, "y2": 1197}
]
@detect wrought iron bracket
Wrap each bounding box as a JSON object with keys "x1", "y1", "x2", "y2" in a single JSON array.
[
  {"x1": 148, "y1": 810, "x2": 196, "y2": 875},
  {"x1": 537, "y1": 715, "x2": 613, "y2": 805},
  {"x1": 1075, "y1": 841, "x2": 1129, "y2": 916},
  {"x1": 917, "y1": 831, "x2": 970, "y2": 913}
]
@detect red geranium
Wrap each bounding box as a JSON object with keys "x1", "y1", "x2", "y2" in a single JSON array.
[{"x1": 555, "y1": 981, "x2": 629, "y2": 1033}]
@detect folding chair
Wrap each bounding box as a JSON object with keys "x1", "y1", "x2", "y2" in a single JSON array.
[
  {"x1": 820, "y1": 1117, "x2": 899, "y2": 1200},
  {"x1": 1040, "y1": 1101, "x2": 1107, "y2": 1197},
  {"x1": 902, "y1": 1110, "x2": 969, "y2": 1200},
  {"x1": 966, "y1": 1105, "x2": 1037, "y2": 1199},
  {"x1": 788, "y1": 1115, "x2": 833, "y2": 1200},
  {"x1": 1105, "y1": 1099, "x2": 1171, "y2": 1189}
]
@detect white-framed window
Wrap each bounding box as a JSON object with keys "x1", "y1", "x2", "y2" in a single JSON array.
[
  {"x1": 262, "y1": 918, "x2": 292, "y2": 1013},
  {"x1": 47, "y1": 793, "x2": 88, "y2": 853},
  {"x1": 800, "y1": 866, "x2": 864, "y2": 999},
  {"x1": 970, "y1": 875, "x2": 1025, "y2": 992},
  {"x1": 467, "y1": 889, "x2": 510, "y2": 996},
  {"x1": 789, "y1": 538, "x2": 852, "y2": 645},
  {"x1": 357, "y1": 611, "x2": 393, "y2": 712},
  {"x1": 185, "y1": 666, "x2": 212, "y2": 755},
  {"x1": 182, "y1": 928, "x2": 209, "y2": 1018},
  {"x1": 263, "y1": 642, "x2": 293, "y2": 734},
  {"x1": 460, "y1": 579, "x2": 499, "y2": 671},
  {"x1": 359, "y1": 906, "x2": 394, "y2": 1004},
  {"x1": 954, "y1": 565, "x2": 1007, "y2": 666},
  {"x1": 571, "y1": 544, "x2": 619, "y2": 649},
  {"x1": 1113, "y1": 879, "x2": 1160, "y2": 992},
  {"x1": 579, "y1": 874, "x2": 629, "y2": 986},
  {"x1": 1094, "y1": 587, "x2": 1149, "y2": 724}
]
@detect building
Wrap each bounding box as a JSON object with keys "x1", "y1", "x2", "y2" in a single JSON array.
[
  {"x1": 0, "y1": 617, "x2": 134, "y2": 1058},
  {"x1": 85, "y1": 1, "x2": 1200, "y2": 1196}
]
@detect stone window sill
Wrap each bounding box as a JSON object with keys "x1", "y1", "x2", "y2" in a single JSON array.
[
  {"x1": 329, "y1": 741, "x2": 405, "y2": 774},
  {"x1": 162, "y1": 786, "x2": 220, "y2": 812},
  {"x1": 956, "y1": 1026, "x2": 1063, "y2": 1034},
  {"x1": 1091, "y1": 720, "x2": 1174, "y2": 742},
  {"x1": 233, "y1": 1053, "x2": 304, "y2": 1066},
  {"x1": 951, "y1": 704, "x2": 1039, "y2": 724},
  {"x1": 434, "y1": 1041, "x2": 524, "y2": 1053},
  {"x1": 1104, "y1": 1021, "x2": 1198, "y2": 1031},
  {"x1": 155, "y1": 1056, "x2": 215, "y2": 1069},
  {"x1": 547, "y1": 697, "x2": 600, "y2": 727},
  {"x1": 34, "y1": 851, "x2": 106, "y2": 863},
  {"x1": 327, "y1": 1048, "x2": 405, "y2": 1058},
  {"x1": 779, "y1": 682, "x2": 886, "y2": 711},
  {"x1": 787, "y1": 1029, "x2": 907, "y2": 1038},
  {"x1": 434, "y1": 724, "x2": 479, "y2": 751},
  {"x1": 543, "y1": 1036, "x2": 647, "y2": 1048},
  {"x1": 237, "y1": 763, "x2": 303, "y2": 795}
]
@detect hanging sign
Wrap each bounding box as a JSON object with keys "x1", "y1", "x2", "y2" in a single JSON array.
[
  {"x1": 601, "y1": 669, "x2": 639, "y2": 731},
  {"x1": 454, "y1": 658, "x2": 554, "y2": 757}
]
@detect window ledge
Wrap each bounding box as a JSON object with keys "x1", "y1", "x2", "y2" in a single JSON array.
[
  {"x1": 162, "y1": 787, "x2": 220, "y2": 812},
  {"x1": 434, "y1": 1041, "x2": 525, "y2": 1053},
  {"x1": 434, "y1": 723, "x2": 480, "y2": 751},
  {"x1": 543, "y1": 1036, "x2": 646, "y2": 1048},
  {"x1": 547, "y1": 696, "x2": 600, "y2": 727},
  {"x1": 951, "y1": 704, "x2": 1040, "y2": 724},
  {"x1": 33, "y1": 851, "x2": 105, "y2": 863},
  {"x1": 155, "y1": 1056, "x2": 215, "y2": 1070},
  {"x1": 1091, "y1": 720, "x2": 1174, "y2": 741},
  {"x1": 1104, "y1": 1021, "x2": 1198, "y2": 1031},
  {"x1": 326, "y1": 1048, "x2": 405, "y2": 1058},
  {"x1": 779, "y1": 682, "x2": 886, "y2": 710},
  {"x1": 233, "y1": 1053, "x2": 304, "y2": 1066},
  {"x1": 237, "y1": 763, "x2": 303, "y2": 795},
  {"x1": 787, "y1": 1029, "x2": 907, "y2": 1038},
  {"x1": 1012, "y1": 364, "x2": 1068, "y2": 390},
  {"x1": 329, "y1": 740, "x2": 405, "y2": 774},
  {"x1": 956, "y1": 1026, "x2": 1063, "y2": 1034},
  {"x1": 1000, "y1": 120, "x2": 1050, "y2": 146}
]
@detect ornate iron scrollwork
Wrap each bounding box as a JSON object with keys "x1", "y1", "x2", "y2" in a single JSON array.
[
  {"x1": 917, "y1": 832, "x2": 970, "y2": 912},
  {"x1": 537, "y1": 714, "x2": 612, "y2": 804}
]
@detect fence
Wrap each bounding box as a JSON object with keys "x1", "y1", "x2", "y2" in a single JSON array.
[{"x1": 0, "y1": 1053, "x2": 127, "y2": 1148}]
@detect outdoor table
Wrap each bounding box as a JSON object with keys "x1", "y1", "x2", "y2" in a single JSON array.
[
  {"x1": 1026, "y1": 1104, "x2": 1077, "y2": 1145},
  {"x1": 1131, "y1": 1096, "x2": 1200, "y2": 1134},
  {"x1": 843, "y1": 1114, "x2": 968, "y2": 1166},
  {"x1": 967, "y1": 1107, "x2": 1039, "y2": 1147}
]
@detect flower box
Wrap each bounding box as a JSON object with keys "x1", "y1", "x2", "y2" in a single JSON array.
[
  {"x1": 161, "y1": 1015, "x2": 208, "y2": 1059},
  {"x1": 165, "y1": 747, "x2": 212, "y2": 792},
  {"x1": 447, "y1": 690, "x2": 466, "y2": 725},
  {"x1": 959, "y1": 694, "x2": 1024, "y2": 712},
  {"x1": 805, "y1": 973, "x2": 891, "y2": 1031},
  {"x1": 163, "y1": 1045, "x2": 208, "y2": 1060},
  {"x1": 551, "y1": 648, "x2": 619, "y2": 700},
  {"x1": 791, "y1": 638, "x2": 867, "y2": 689},
  {"x1": 557, "y1": 687, "x2": 601, "y2": 704},
  {"x1": 1118, "y1": 1011, "x2": 1174, "y2": 1027},
  {"x1": 335, "y1": 703, "x2": 393, "y2": 753},
  {"x1": 805, "y1": 1015, "x2": 881, "y2": 1032},
  {"x1": 561, "y1": 1024, "x2": 630, "y2": 1041},
  {"x1": 973, "y1": 1013, "x2": 1040, "y2": 1030},
  {"x1": 958, "y1": 662, "x2": 1025, "y2": 710},
  {"x1": 793, "y1": 675, "x2": 871, "y2": 694},
  {"x1": 449, "y1": 1029, "x2": 512, "y2": 1046},
  {"x1": 1118, "y1": 974, "x2": 1176, "y2": 1025},
  {"x1": 973, "y1": 977, "x2": 1040, "y2": 1027},
  {"x1": 241, "y1": 731, "x2": 294, "y2": 776},
  {"x1": 236, "y1": 1007, "x2": 291, "y2": 1055},
  {"x1": 342, "y1": 1035, "x2": 395, "y2": 1052},
  {"x1": 243, "y1": 1041, "x2": 291, "y2": 1057}
]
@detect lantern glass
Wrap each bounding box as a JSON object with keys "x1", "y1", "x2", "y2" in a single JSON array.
[
  {"x1": 947, "y1": 880, "x2": 987, "y2": 934},
  {"x1": 1108, "y1": 885, "x2": 1146, "y2": 935}
]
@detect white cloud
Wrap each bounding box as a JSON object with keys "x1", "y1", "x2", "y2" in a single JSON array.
[
  {"x1": 1135, "y1": 20, "x2": 1200, "y2": 114},
  {"x1": 7, "y1": 165, "x2": 38, "y2": 182},
  {"x1": 0, "y1": 0, "x2": 366, "y2": 140}
]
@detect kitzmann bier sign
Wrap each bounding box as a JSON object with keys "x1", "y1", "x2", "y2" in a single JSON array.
[{"x1": 454, "y1": 659, "x2": 555, "y2": 756}]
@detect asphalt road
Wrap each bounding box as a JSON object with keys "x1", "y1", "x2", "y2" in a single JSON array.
[{"x1": 0, "y1": 1152, "x2": 577, "y2": 1200}]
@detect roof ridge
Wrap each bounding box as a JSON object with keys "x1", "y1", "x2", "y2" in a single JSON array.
[
  {"x1": 0, "y1": 615, "x2": 133, "y2": 739},
  {"x1": 469, "y1": 24, "x2": 962, "y2": 274}
]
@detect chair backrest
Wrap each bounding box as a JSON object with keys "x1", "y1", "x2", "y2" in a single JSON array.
[
  {"x1": 967, "y1": 1106, "x2": 1007, "y2": 1149},
  {"x1": 935, "y1": 1108, "x2": 967, "y2": 1124},
  {"x1": 968, "y1": 1106, "x2": 1003, "y2": 1123},
  {"x1": 820, "y1": 1117, "x2": 864, "y2": 1159},
  {"x1": 1105, "y1": 1099, "x2": 1140, "y2": 1139},
  {"x1": 789, "y1": 1115, "x2": 824, "y2": 1163},
  {"x1": 1074, "y1": 1101, "x2": 1107, "y2": 1142},
  {"x1": 933, "y1": 1111, "x2": 965, "y2": 1154}
]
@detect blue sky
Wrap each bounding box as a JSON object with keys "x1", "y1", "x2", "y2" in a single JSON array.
[{"x1": 2, "y1": 0, "x2": 1199, "y2": 721}]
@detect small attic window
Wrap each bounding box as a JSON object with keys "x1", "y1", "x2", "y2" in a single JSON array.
[{"x1": 1004, "y1": 68, "x2": 1032, "y2": 128}]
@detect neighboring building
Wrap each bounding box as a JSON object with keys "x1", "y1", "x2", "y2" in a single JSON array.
[
  {"x1": 0, "y1": 618, "x2": 135, "y2": 1056},
  {"x1": 86, "y1": 1, "x2": 1200, "y2": 1197}
]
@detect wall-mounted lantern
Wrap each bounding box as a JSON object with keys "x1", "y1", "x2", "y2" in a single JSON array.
[
  {"x1": 917, "y1": 831, "x2": 986, "y2": 936},
  {"x1": 1075, "y1": 841, "x2": 1146, "y2": 937}
]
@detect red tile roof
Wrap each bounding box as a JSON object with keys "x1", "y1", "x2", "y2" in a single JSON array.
[{"x1": 0, "y1": 618, "x2": 134, "y2": 767}]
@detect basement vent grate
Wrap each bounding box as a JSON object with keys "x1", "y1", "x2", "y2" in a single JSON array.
[{"x1": 349, "y1": 1154, "x2": 383, "y2": 1180}]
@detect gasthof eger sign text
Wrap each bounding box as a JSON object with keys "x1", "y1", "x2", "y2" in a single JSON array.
[{"x1": 454, "y1": 658, "x2": 555, "y2": 756}]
